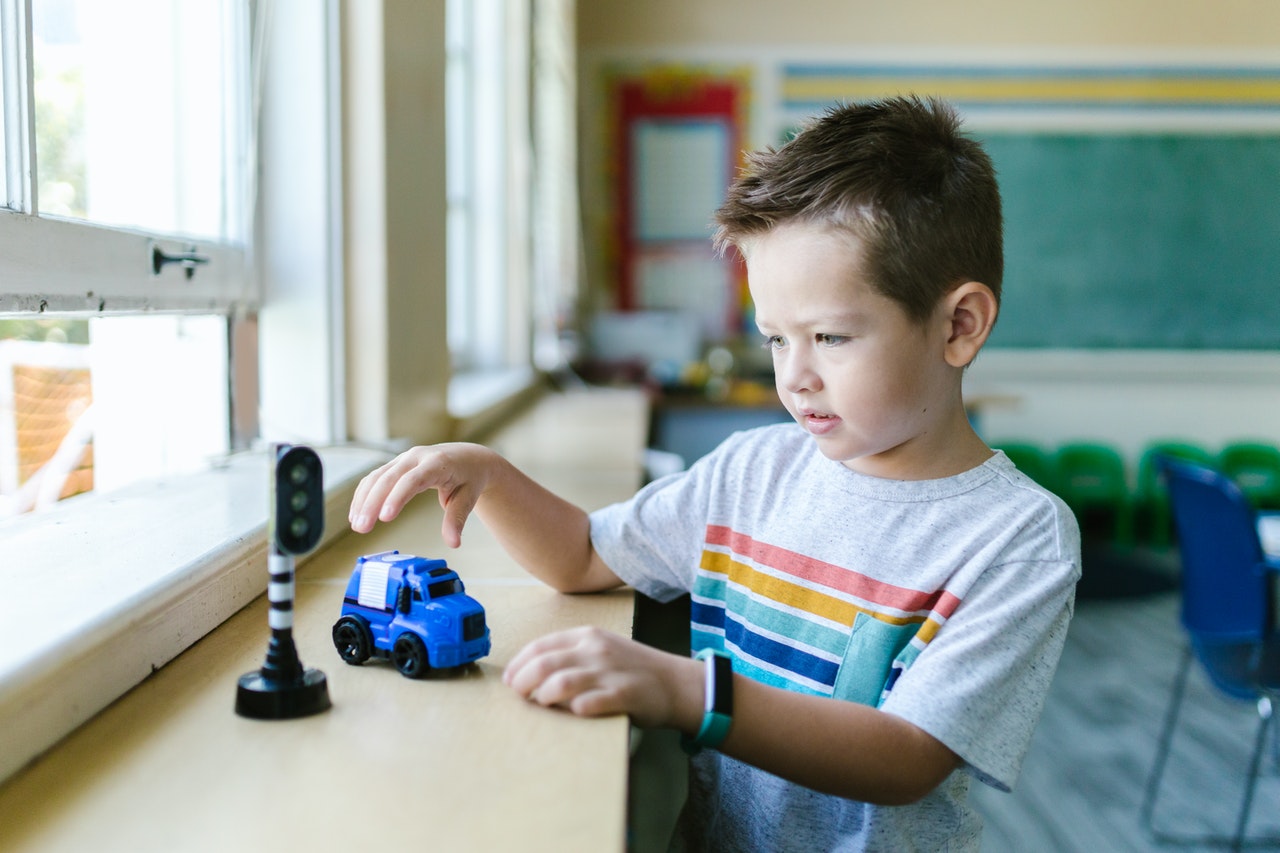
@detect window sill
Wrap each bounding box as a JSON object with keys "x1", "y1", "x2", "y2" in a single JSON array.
[
  {"x1": 448, "y1": 366, "x2": 545, "y2": 440},
  {"x1": 0, "y1": 444, "x2": 390, "y2": 783}
]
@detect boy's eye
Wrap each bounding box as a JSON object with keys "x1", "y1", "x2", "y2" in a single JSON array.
[
  {"x1": 762, "y1": 335, "x2": 785, "y2": 350},
  {"x1": 816, "y1": 334, "x2": 847, "y2": 346}
]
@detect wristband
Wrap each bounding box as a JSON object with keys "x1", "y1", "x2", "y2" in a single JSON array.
[{"x1": 681, "y1": 648, "x2": 733, "y2": 755}]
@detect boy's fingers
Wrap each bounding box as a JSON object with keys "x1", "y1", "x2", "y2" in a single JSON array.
[
  {"x1": 503, "y1": 630, "x2": 580, "y2": 690},
  {"x1": 530, "y1": 666, "x2": 596, "y2": 708},
  {"x1": 437, "y1": 482, "x2": 480, "y2": 548},
  {"x1": 349, "y1": 450, "x2": 444, "y2": 532},
  {"x1": 348, "y1": 464, "x2": 388, "y2": 527}
]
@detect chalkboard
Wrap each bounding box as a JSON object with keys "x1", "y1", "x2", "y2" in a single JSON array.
[{"x1": 980, "y1": 133, "x2": 1280, "y2": 349}]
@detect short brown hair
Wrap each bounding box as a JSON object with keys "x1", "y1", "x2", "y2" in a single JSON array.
[{"x1": 714, "y1": 96, "x2": 1002, "y2": 323}]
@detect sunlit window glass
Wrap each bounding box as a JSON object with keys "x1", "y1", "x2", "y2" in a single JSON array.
[
  {"x1": 0, "y1": 315, "x2": 229, "y2": 518},
  {"x1": 32, "y1": 0, "x2": 244, "y2": 241}
]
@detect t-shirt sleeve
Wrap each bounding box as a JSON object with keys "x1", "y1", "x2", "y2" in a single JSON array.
[
  {"x1": 879, "y1": 528, "x2": 1079, "y2": 792},
  {"x1": 589, "y1": 441, "x2": 728, "y2": 603}
]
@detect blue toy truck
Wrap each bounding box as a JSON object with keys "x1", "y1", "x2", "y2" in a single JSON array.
[{"x1": 332, "y1": 550, "x2": 491, "y2": 677}]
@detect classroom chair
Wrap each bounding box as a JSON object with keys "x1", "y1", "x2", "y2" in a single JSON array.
[
  {"x1": 1053, "y1": 442, "x2": 1133, "y2": 546},
  {"x1": 990, "y1": 441, "x2": 1058, "y2": 494},
  {"x1": 1218, "y1": 441, "x2": 1280, "y2": 511},
  {"x1": 1134, "y1": 440, "x2": 1214, "y2": 548},
  {"x1": 1140, "y1": 457, "x2": 1280, "y2": 850}
]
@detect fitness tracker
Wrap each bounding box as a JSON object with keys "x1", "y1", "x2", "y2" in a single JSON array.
[{"x1": 681, "y1": 648, "x2": 734, "y2": 755}]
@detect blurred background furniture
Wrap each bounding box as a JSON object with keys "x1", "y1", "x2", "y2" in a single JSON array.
[
  {"x1": 1219, "y1": 441, "x2": 1280, "y2": 512},
  {"x1": 1140, "y1": 457, "x2": 1280, "y2": 850},
  {"x1": 1134, "y1": 440, "x2": 1215, "y2": 548},
  {"x1": 1055, "y1": 442, "x2": 1134, "y2": 546}
]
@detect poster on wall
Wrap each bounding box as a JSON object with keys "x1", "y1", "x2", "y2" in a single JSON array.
[{"x1": 610, "y1": 69, "x2": 751, "y2": 344}]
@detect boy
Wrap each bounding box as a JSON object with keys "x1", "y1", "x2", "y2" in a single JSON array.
[{"x1": 349, "y1": 96, "x2": 1080, "y2": 851}]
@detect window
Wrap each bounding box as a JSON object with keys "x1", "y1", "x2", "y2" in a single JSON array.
[
  {"x1": 444, "y1": 0, "x2": 580, "y2": 417},
  {"x1": 0, "y1": 2, "x2": 386, "y2": 786},
  {"x1": 446, "y1": 0, "x2": 522, "y2": 375},
  {"x1": 0, "y1": 0, "x2": 253, "y2": 512}
]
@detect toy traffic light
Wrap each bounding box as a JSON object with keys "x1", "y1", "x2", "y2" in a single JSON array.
[
  {"x1": 235, "y1": 444, "x2": 331, "y2": 719},
  {"x1": 273, "y1": 444, "x2": 325, "y2": 555}
]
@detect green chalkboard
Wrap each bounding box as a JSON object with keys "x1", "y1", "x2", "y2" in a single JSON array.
[{"x1": 979, "y1": 133, "x2": 1280, "y2": 349}]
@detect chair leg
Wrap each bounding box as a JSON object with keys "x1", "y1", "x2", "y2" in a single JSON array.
[
  {"x1": 1231, "y1": 697, "x2": 1272, "y2": 852},
  {"x1": 1141, "y1": 645, "x2": 1194, "y2": 836},
  {"x1": 1269, "y1": 697, "x2": 1280, "y2": 774}
]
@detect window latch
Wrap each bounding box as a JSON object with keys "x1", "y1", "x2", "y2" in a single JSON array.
[{"x1": 151, "y1": 243, "x2": 210, "y2": 279}]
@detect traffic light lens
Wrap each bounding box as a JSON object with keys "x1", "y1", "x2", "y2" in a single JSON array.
[{"x1": 274, "y1": 445, "x2": 324, "y2": 555}]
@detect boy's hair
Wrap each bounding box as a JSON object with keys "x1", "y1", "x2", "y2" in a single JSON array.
[{"x1": 713, "y1": 95, "x2": 1002, "y2": 324}]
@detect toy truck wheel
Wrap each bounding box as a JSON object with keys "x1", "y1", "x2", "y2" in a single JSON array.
[
  {"x1": 332, "y1": 616, "x2": 372, "y2": 665},
  {"x1": 391, "y1": 633, "x2": 430, "y2": 679}
]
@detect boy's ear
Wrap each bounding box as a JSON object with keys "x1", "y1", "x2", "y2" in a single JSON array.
[{"x1": 941, "y1": 281, "x2": 998, "y2": 368}]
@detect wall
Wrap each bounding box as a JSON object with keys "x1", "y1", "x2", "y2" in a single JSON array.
[
  {"x1": 578, "y1": 1, "x2": 1280, "y2": 49},
  {"x1": 576, "y1": 0, "x2": 1280, "y2": 471},
  {"x1": 343, "y1": 0, "x2": 452, "y2": 446}
]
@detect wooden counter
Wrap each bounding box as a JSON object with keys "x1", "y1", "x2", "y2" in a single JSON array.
[{"x1": 0, "y1": 387, "x2": 648, "y2": 853}]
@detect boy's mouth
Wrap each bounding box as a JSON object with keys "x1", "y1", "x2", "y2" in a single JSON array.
[{"x1": 799, "y1": 410, "x2": 841, "y2": 435}]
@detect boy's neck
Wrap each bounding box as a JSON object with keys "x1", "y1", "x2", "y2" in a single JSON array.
[{"x1": 841, "y1": 403, "x2": 992, "y2": 482}]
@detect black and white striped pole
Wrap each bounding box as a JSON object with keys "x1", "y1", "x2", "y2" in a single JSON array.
[{"x1": 235, "y1": 444, "x2": 331, "y2": 719}]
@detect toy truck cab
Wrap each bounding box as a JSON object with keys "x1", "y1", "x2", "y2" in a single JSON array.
[{"x1": 332, "y1": 550, "x2": 491, "y2": 678}]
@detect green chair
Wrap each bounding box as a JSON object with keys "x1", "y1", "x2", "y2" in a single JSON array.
[
  {"x1": 1054, "y1": 442, "x2": 1133, "y2": 545},
  {"x1": 1218, "y1": 441, "x2": 1280, "y2": 511},
  {"x1": 1135, "y1": 440, "x2": 1215, "y2": 548},
  {"x1": 991, "y1": 441, "x2": 1059, "y2": 494}
]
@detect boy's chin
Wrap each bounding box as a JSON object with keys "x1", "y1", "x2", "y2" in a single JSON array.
[{"x1": 810, "y1": 439, "x2": 860, "y2": 466}]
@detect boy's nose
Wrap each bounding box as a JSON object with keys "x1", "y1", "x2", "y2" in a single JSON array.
[{"x1": 776, "y1": 353, "x2": 821, "y2": 394}]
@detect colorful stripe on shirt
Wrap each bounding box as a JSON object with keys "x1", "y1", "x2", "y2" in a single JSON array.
[{"x1": 691, "y1": 524, "x2": 961, "y2": 698}]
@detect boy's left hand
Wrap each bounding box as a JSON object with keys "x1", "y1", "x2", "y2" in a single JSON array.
[{"x1": 503, "y1": 627, "x2": 702, "y2": 732}]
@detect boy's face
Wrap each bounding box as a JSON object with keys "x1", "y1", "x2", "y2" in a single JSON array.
[{"x1": 746, "y1": 222, "x2": 967, "y2": 480}]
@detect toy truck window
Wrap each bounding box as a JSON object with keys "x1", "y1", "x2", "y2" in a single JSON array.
[
  {"x1": 427, "y1": 578, "x2": 464, "y2": 599},
  {"x1": 357, "y1": 561, "x2": 392, "y2": 608}
]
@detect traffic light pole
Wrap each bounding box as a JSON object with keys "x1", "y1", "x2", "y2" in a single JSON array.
[
  {"x1": 260, "y1": 550, "x2": 304, "y2": 682},
  {"x1": 235, "y1": 444, "x2": 331, "y2": 720}
]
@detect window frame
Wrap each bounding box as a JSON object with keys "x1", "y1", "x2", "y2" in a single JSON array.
[
  {"x1": 0, "y1": 0, "x2": 583, "y2": 786},
  {"x1": 445, "y1": 0, "x2": 531, "y2": 376},
  {"x1": 0, "y1": 0, "x2": 255, "y2": 317},
  {"x1": 0, "y1": 0, "x2": 351, "y2": 786}
]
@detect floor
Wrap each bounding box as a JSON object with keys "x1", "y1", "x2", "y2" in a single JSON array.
[
  {"x1": 974, "y1": 586, "x2": 1280, "y2": 852},
  {"x1": 628, "y1": 552, "x2": 1280, "y2": 852}
]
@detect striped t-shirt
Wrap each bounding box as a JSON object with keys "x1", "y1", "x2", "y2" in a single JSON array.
[{"x1": 590, "y1": 423, "x2": 1079, "y2": 852}]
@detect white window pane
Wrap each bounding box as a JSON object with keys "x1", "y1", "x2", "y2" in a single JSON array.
[
  {"x1": 32, "y1": 0, "x2": 244, "y2": 242},
  {"x1": 0, "y1": 315, "x2": 230, "y2": 518},
  {"x1": 86, "y1": 315, "x2": 229, "y2": 491},
  {"x1": 1, "y1": 0, "x2": 252, "y2": 315}
]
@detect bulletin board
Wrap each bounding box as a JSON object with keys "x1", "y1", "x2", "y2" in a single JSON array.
[
  {"x1": 611, "y1": 69, "x2": 751, "y2": 341},
  {"x1": 983, "y1": 132, "x2": 1280, "y2": 349}
]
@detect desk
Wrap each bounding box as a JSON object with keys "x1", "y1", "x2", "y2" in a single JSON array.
[{"x1": 0, "y1": 387, "x2": 648, "y2": 853}]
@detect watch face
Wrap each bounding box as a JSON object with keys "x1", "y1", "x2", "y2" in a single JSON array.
[{"x1": 710, "y1": 653, "x2": 733, "y2": 716}]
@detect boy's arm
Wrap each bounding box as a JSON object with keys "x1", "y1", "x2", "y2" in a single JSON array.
[
  {"x1": 349, "y1": 443, "x2": 623, "y2": 593},
  {"x1": 726, "y1": 669, "x2": 961, "y2": 804},
  {"x1": 504, "y1": 627, "x2": 960, "y2": 805}
]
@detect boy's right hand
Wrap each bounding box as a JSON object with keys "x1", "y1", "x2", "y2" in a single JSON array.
[{"x1": 348, "y1": 442, "x2": 499, "y2": 547}]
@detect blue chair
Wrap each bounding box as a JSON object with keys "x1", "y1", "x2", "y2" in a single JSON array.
[
  {"x1": 1139, "y1": 457, "x2": 1280, "y2": 850},
  {"x1": 1134, "y1": 440, "x2": 1215, "y2": 548}
]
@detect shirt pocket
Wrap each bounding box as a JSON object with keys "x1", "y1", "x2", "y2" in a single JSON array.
[{"x1": 831, "y1": 611, "x2": 920, "y2": 707}]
